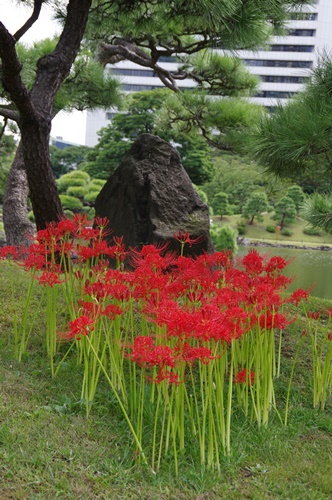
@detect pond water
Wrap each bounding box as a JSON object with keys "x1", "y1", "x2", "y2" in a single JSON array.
[{"x1": 237, "y1": 246, "x2": 332, "y2": 300}]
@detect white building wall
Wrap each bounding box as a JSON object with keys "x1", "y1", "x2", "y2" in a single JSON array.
[{"x1": 85, "y1": 1, "x2": 332, "y2": 146}]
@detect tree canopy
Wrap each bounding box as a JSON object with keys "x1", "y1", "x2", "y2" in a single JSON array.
[
  {"x1": 252, "y1": 54, "x2": 332, "y2": 192},
  {"x1": 0, "y1": 0, "x2": 308, "y2": 238},
  {"x1": 83, "y1": 89, "x2": 214, "y2": 184}
]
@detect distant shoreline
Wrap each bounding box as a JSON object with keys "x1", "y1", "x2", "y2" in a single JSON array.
[{"x1": 238, "y1": 237, "x2": 332, "y2": 252}]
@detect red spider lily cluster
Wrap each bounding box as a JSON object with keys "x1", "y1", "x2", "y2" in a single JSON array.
[
  {"x1": 0, "y1": 216, "x2": 310, "y2": 385},
  {"x1": 3, "y1": 216, "x2": 324, "y2": 470}
]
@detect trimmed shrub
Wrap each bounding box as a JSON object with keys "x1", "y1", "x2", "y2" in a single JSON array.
[
  {"x1": 281, "y1": 228, "x2": 293, "y2": 237},
  {"x1": 236, "y1": 220, "x2": 247, "y2": 236},
  {"x1": 59, "y1": 194, "x2": 83, "y2": 211},
  {"x1": 67, "y1": 186, "x2": 88, "y2": 198},
  {"x1": 57, "y1": 171, "x2": 90, "y2": 192},
  {"x1": 89, "y1": 179, "x2": 106, "y2": 190},
  {"x1": 210, "y1": 224, "x2": 238, "y2": 254},
  {"x1": 303, "y1": 226, "x2": 322, "y2": 236},
  {"x1": 266, "y1": 225, "x2": 276, "y2": 233},
  {"x1": 84, "y1": 191, "x2": 100, "y2": 204}
]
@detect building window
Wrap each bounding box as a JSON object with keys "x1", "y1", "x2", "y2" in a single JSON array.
[
  {"x1": 260, "y1": 75, "x2": 308, "y2": 83},
  {"x1": 106, "y1": 112, "x2": 117, "y2": 120},
  {"x1": 256, "y1": 90, "x2": 297, "y2": 98},
  {"x1": 123, "y1": 84, "x2": 158, "y2": 91},
  {"x1": 287, "y1": 29, "x2": 316, "y2": 37},
  {"x1": 110, "y1": 68, "x2": 155, "y2": 77},
  {"x1": 244, "y1": 59, "x2": 313, "y2": 68},
  {"x1": 288, "y1": 12, "x2": 318, "y2": 21},
  {"x1": 271, "y1": 45, "x2": 314, "y2": 52},
  {"x1": 158, "y1": 56, "x2": 178, "y2": 62}
]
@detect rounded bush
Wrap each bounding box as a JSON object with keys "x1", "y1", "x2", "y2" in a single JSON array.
[
  {"x1": 57, "y1": 171, "x2": 91, "y2": 192},
  {"x1": 59, "y1": 194, "x2": 83, "y2": 211},
  {"x1": 84, "y1": 191, "x2": 100, "y2": 204},
  {"x1": 89, "y1": 179, "x2": 106, "y2": 190},
  {"x1": 266, "y1": 225, "x2": 276, "y2": 233},
  {"x1": 303, "y1": 226, "x2": 322, "y2": 236},
  {"x1": 281, "y1": 228, "x2": 293, "y2": 237},
  {"x1": 236, "y1": 220, "x2": 247, "y2": 235},
  {"x1": 67, "y1": 186, "x2": 88, "y2": 198}
]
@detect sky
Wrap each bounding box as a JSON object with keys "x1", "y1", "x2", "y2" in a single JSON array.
[{"x1": 0, "y1": 1, "x2": 87, "y2": 145}]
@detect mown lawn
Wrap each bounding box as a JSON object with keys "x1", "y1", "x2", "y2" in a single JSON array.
[{"x1": 213, "y1": 213, "x2": 332, "y2": 247}]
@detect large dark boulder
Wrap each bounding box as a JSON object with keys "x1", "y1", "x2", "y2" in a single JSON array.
[{"x1": 94, "y1": 133, "x2": 214, "y2": 257}]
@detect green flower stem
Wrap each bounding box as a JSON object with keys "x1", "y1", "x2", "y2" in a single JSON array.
[
  {"x1": 85, "y1": 335, "x2": 150, "y2": 470},
  {"x1": 284, "y1": 333, "x2": 306, "y2": 426}
]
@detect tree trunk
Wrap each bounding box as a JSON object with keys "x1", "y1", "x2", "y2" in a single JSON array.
[
  {"x1": 0, "y1": 0, "x2": 92, "y2": 234},
  {"x1": 20, "y1": 120, "x2": 64, "y2": 230},
  {"x1": 3, "y1": 142, "x2": 35, "y2": 246}
]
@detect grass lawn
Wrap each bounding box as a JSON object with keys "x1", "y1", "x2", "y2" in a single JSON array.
[
  {"x1": 213, "y1": 214, "x2": 332, "y2": 248},
  {"x1": 1, "y1": 264, "x2": 332, "y2": 499}
]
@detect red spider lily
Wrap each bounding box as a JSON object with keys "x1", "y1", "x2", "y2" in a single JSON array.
[
  {"x1": 128, "y1": 336, "x2": 176, "y2": 369},
  {"x1": 22, "y1": 252, "x2": 47, "y2": 270},
  {"x1": 241, "y1": 250, "x2": 264, "y2": 276},
  {"x1": 288, "y1": 288, "x2": 311, "y2": 306},
  {"x1": 37, "y1": 270, "x2": 66, "y2": 288},
  {"x1": 173, "y1": 231, "x2": 204, "y2": 247},
  {"x1": 130, "y1": 243, "x2": 175, "y2": 271},
  {"x1": 0, "y1": 245, "x2": 18, "y2": 260},
  {"x1": 328, "y1": 332, "x2": 332, "y2": 341},
  {"x1": 72, "y1": 213, "x2": 88, "y2": 230},
  {"x1": 307, "y1": 311, "x2": 320, "y2": 320},
  {"x1": 181, "y1": 343, "x2": 214, "y2": 365},
  {"x1": 153, "y1": 368, "x2": 181, "y2": 385},
  {"x1": 94, "y1": 217, "x2": 109, "y2": 229},
  {"x1": 67, "y1": 315, "x2": 94, "y2": 339},
  {"x1": 56, "y1": 217, "x2": 77, "y2": 237},
  {"x1": 234, "y1": 368, "x2": 255, "y2": 385},
  {"x1": 100, "y1": 303, "x2": 123, "y2": 320},
  {"x1": 112, "y1": 236, "x2": 127, "y2": 263},
  {"x1": 79, "y1": 227, "x2": 101, "y2": 241},
  {"x1": 265, "y1": 255, "x2": 291, "y2": 274},
  {"x1": 77, "y1": 300, "x2": 102, "y2": 319},
  {"x1": 200, "y1": 250, "x2": 233, "y2": 270},
  {"x1": 259, "y1": 311, "x2": 288, "y2": 330}
]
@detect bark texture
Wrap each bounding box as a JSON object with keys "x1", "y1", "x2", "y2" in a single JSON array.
[
  {"x1": 3, "y1": 142, "x2": 35, "y2": 246},
  {"x1": 0, "y1": 0, "x2": 92, "y2": 235}
]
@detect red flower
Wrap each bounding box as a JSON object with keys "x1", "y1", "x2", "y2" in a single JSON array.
[
  {"x1": 129, "y1": 336, "x2": 175, "y2": 369},
  {"x1": 307, "y1": 311, "x2": 320, "y2": 320},
  {"x1": 153, "y1": 368, "x2": 181, "y2": 385},
  {"x1": 241, "y1": 250, "x2": 264, "y2": 276},
  {"x1": 37, "y1": 271, "x2": 65, "y2": 288},
  {"x1": 288, "y1": 288, "x2": 311, "y2": 306},
  {"x1": 173, "y1": 231, "x2": 204, "y2": 247},
  {"x1": 234, "y1": 368, "x2": 255, "y2": 385},
  {"x1": 181, "y1": 343, "x2": 214, "y2": 365},
  {"x1": 0, "y1": 245, "x2": 18, "y2": 260},
  {"x1": 68, "y1": 315, "x2": 94, "y2": 339},
  {"x1": 265, "y1": 255, "x2": 290, "y2": 274},
  {"x1": 259, "y1": 311, "x2": 287, "y2": 330}
]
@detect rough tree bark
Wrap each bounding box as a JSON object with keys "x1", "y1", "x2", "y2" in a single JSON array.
[
  {"x1": 3, "y1": 142, "x2": 35, "y2": 246},
  {"x1": 0, "y1": 0, "x2": 92, "y2": 237}
]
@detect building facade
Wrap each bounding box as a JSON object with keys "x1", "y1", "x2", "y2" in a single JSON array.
[{"x1": 85, "y1": 0, "x2": 332, "y2": 147}]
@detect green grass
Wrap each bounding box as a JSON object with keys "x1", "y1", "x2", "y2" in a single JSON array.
[
  {"x1": 1, "y1": 264, "x2": 332, "y2": 499},
  {"x1": 213, "y1": 213, "x2": 332, "y2": 247}
]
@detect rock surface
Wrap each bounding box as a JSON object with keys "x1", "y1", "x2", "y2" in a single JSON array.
[{"x1": 94, "y1": 133, "x2": 214, "y2": 257}]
